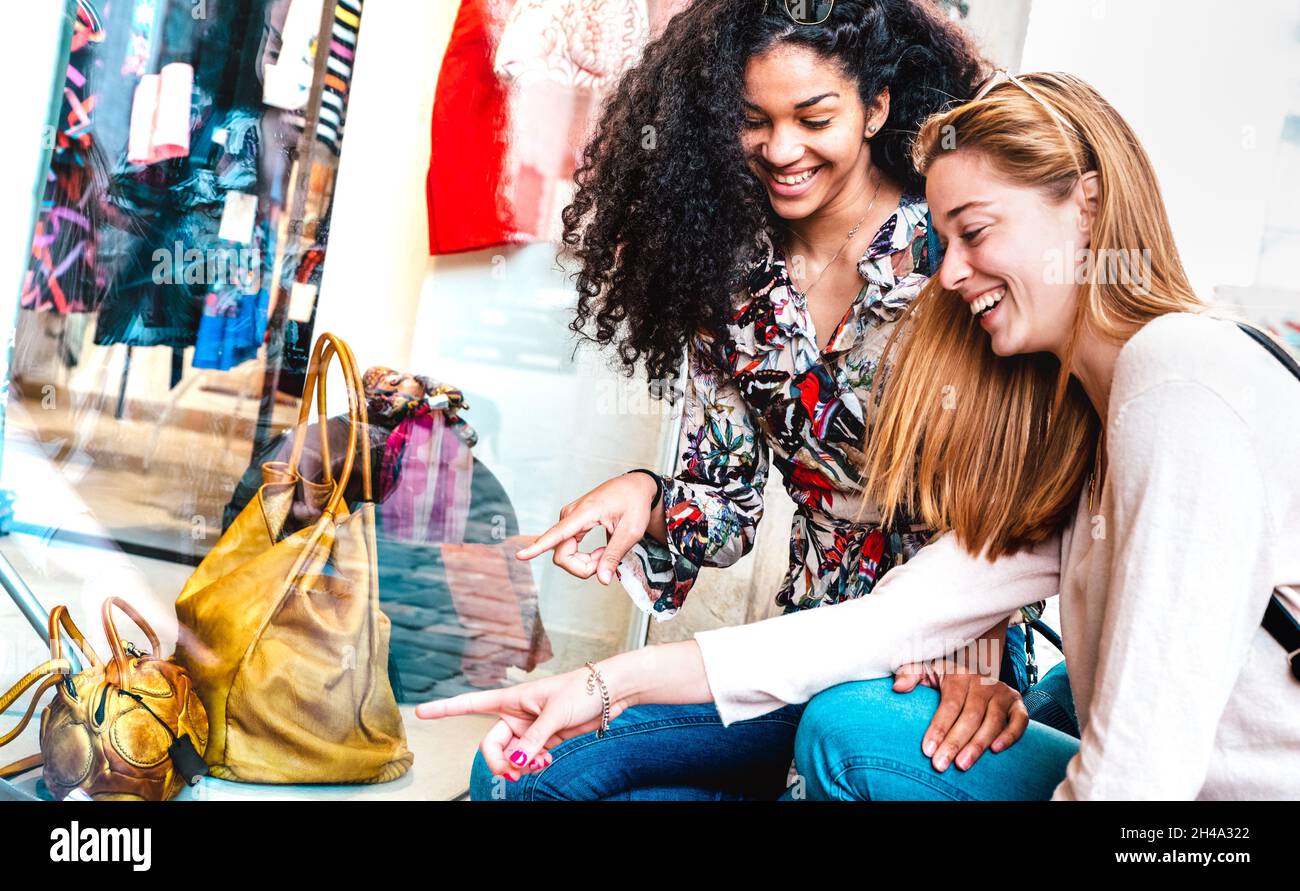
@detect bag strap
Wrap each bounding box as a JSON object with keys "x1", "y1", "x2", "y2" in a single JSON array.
[
  {"x1": 1235, "y1": 321, "x2": 1300, "y2": 681},
  {"x1": 0, "y1": 660, "x2": 70, "y2": 778}
]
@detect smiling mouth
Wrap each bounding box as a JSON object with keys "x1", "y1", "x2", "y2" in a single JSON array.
[
  {"x1": 969, "y1": 288, "x2": 1005, "y2": 320},
  {"x1": 770, "y1": 165, "x2": 822, "y2": 186}
]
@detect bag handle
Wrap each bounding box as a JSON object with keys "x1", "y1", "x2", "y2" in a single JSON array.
[
  {"x1": 48, "y1": 605, "x2": 100, "y2": 669},
  {"x1": 101, "y1": 597, "x2": 162, "y2": 692},
  {"x1": 321, "y1": 335, "x2": 372, "y2": 510},
  {"x1": 286, "y1": 334, "x2": 345, "y2": 490},
  {"x1": 285, "y1": 333, "x2": 373, "y2": 513}
]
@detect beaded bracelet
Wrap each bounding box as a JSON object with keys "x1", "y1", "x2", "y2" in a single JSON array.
[{"x1": 584, "y1": 661, "x2": 611, "y2": 738}]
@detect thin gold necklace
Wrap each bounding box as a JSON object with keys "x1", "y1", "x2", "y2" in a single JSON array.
[{"x1": 782, "y1": 169, "x2": 884, "y2": 299}]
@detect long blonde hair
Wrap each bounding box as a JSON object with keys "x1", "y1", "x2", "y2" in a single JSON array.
[{"x1": 858, "y1": 72, "x2": 1206, "y2": 559}]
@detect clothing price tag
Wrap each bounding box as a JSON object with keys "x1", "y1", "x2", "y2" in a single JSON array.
[
  {"x1": 288, "y1": 282, "x2": 318, "y2": 323},
  {"x1": 219, "y1": 191, "x2": 257, "y2": 245}
]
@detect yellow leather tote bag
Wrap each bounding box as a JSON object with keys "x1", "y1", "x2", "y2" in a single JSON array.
[{"x1": 174, "y1": 332, "x2": 412, "y2": 784}]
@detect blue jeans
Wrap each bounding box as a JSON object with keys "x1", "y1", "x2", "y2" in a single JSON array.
[
  {"x1": 1021, "y1": 659, "x2": 1079, "y2": 739},
  {"x1": 791, "y1": 665, "x2": 1080, "y2": 801},
  {"x1": 469, "y1": 627, "x2": 1053, "y2": 800},
  {"x1": 469, "y1": 701, "x2": 806, "y2": 800}
]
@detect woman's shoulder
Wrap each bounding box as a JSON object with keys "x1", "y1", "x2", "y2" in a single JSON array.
[
  {"x1": 1110, "y1": 310, "x2": 1300, "y2": 449},
  {"x1": 1114, "y1": 311, "x2": 1285, "y2": 397}
]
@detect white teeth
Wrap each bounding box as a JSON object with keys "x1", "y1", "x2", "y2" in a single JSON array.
[
  {"x1": 969, "y1": 289, "x2": 1005, "y2": 316},
  {"x1": 773, "y1": 167, "x2": 819, "y2": 185}
]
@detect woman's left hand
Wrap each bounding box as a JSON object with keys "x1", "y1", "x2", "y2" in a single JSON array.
[
  {"x1": 893, "y1": 647, "x2": 1028, "y2": 773},
  {"x1": 415, "y1": 662, "x2": 633, "y2": 782}
]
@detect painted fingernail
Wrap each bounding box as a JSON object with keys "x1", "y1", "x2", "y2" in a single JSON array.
[
  {"x1": 922, "y1": 738, "x2": 936, "y2": 757},
  {"x1": 957, "y1": 753, "x2": 971, "y2": 770},
  {"x1": 934, "y1": 754, "x2": 950, "y2": 770},
  {"x1": 510, "y1": 750, "x2": 528, "y2": 766}
]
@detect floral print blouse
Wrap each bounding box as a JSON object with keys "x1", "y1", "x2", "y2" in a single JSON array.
[{"x1": 616, "y1": 190, "x2": 937, "y2": 620}]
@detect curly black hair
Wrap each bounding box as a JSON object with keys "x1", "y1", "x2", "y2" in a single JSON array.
[{"x1": 560, "y1": 0, "x2": 988, "y2": 397}]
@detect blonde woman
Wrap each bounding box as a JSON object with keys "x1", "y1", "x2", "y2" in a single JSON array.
[
  {"x1": 782, "y1": 70, "x2": 1300, "y2": 799},
  {"x1": 419, "y1": 72, "x2": 1300, "y2": 800}
]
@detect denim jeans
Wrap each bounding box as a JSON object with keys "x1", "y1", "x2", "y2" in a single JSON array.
[
  {"x1": 469, "y1": 700, "x2": 806, "y2": 800},
  {"x1": 790, "y1": 665, "x2": 1081, "y2": 801},
  {"x1": 1021, "y1": 659, "x2": 1080, "y2": 739},
  {"x1": 468, "y1": 626, "x2": 1051, "y2": 801}
]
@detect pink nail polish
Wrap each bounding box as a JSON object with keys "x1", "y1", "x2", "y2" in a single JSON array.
[
  {"x1": 510, "y1": 749, "x2": 528, "y2": 766},
  {"x1": 922, "y1": 738, "x2": 936, "y2": 757}
]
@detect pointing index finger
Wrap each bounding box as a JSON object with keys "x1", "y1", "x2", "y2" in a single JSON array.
[
  {"x1": 415, "y1": 688, "x2": 509, "y2": 720},
  {"x1": 515, "y1": 513, "x2": 591, "y2": 560}
]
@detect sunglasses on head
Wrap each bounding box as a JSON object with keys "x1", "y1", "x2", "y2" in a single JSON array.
[
  {"x1": 973, "y1": 68, "x2": 1082, "y2": 140},
  {"x1": 762, "y1": 0, "x2": 835, "y2": 25}
]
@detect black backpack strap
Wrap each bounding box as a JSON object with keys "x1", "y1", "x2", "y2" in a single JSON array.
[
  {"x1": 1264, "y1": 590, "x2": 1300, "y2": 683},
  {"x1": 1236, "y1": 321, "x2": 1300, "y2": 682}
]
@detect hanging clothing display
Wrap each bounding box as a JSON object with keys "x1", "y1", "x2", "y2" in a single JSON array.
[
  {"x1": 426, "y1": 0, "x2": 516, "y2": 255},
  {"x1": 93, "y1": 0, "x2": 275, "y2": 351},
  {"x1": 21, "y1": 0, "x2": 109, "y2": 315},
  {"x1": 262, "y1": 0, "x2": 322, "y2": 110},
  {"x1": 427, "y1": 0, "x2": 690, "y2": 253},
  {"x1": 96, "y1": 92, "x2": 265, "y2": 350},
  {"x1": 494, "y1": 0, "x2": 650, "y2": 92},
  {"x1": 264, "y1": 0, "x2": 363, "y2": 155},
  {"x1": 126, "y1": 62, "x2": 194, "y2": 165},
  {"x1": 192, "y1": 213, "x2": 274, "y2": 371},
  {"x1": 22, "y1": 0, "x2": 344, "y2": 355}
]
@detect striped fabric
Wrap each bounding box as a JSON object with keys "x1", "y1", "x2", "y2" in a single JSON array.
[{"x1": 287, "y1": 0, "x2": 362, "y2": 155}]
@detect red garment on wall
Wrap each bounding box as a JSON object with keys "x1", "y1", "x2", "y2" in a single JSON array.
[
  {"x1": 426, "y1": 0, "x2": 517, "y2": 255},
  {"x1": 427, "y1": 0, "x2": 691, "y2": 255}
]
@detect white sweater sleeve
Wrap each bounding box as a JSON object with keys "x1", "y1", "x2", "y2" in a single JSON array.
[
  {"x1": 1052, "y1": 381, "x2": 1277, "y2": 800},
  {"x1": 693, "y1": 529, "x2": 1062, "y2": 726}
]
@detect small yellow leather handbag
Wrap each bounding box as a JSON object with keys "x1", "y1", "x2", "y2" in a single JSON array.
[
  {"x1": 0, "y1": 598, "x2": 209, "y2": 801},
  {"x1": 174, "y1": 332, "x2": 413, "y2": 784}
]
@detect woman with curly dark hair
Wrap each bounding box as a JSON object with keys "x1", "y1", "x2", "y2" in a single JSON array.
[{"x1": 421, "y1": 0, "x2": 1057, "y2": 800}]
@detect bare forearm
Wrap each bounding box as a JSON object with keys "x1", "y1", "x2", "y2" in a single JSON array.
[{"x1": 597, "y1": 640, "x2": 713, "y2": 709}]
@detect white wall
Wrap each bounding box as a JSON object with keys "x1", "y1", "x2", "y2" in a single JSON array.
[
  {"x1": 1021, "y1": 0, "x2": 1300, "y2": 302},
  {"x1": 312, "y1": 0, "x2": 451, "y2": 383}
]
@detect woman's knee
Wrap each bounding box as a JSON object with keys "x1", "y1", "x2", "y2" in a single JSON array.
[
  {"x1": 793, "y1": 677, "x2": 937, "y2": 800},
  {"x1": 469, "y1": 749, "x2": 514, "y2": 801}
]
